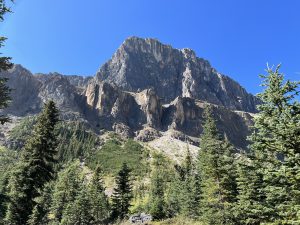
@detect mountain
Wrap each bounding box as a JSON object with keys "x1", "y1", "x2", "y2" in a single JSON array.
[
  {"x1": 95, "y1": 37, "x2": 259, "y2": 112},
  {"x1": 0, "y1": 37, "x2": 258, "y2": 153}
]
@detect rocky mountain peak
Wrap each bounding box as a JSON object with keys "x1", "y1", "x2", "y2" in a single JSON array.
[
  {"x1": 95, "y1": 37, "x2": 259, "y2": 112},
  {"x1": 0, "y1": 37, "x2": 259, "y2": 150}
]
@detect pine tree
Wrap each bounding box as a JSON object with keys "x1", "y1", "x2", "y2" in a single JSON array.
[
  {"x1": 111, "y1": 163, "x2": 133, "y2": 220},
  {"x1": 23, "y1": 100, "x2": 59, "y2": 189},
  {"x1": 5, "y1": 101, "x2": 59, "y2": 225},
  {"x1": 60, "y1": 188, "x2": 93, "y2": 225},
  {"x1": 165, "y1": 172, "x2": 182, "y2": 218},
  {"x1": 4, "y1": 163, "x2": 34, "y2": 225},
  {"x1": 198, "y1": 106, "x2": 237, "y2": 225},
  {"x1": 244, "y1": 65, "x2": 300, "y2": 224},
  {"x1": 180, "y1": 146, "x2": 201, "y2": 218},
  {"x1": 28, "y1": 182, "x2": 54, "y2": 225},
  {"x1": 88, "y1": 166, "x2": 110, "y2": 224},
  {"x1": 0, "y1": 0, "x2": 13, "y2": 125},
  {"x1": 149, "y1": 168, "x2": 166, "y2": 220},
  {"x1": 50, "y1": 161, "x2": 84, "y2": 224},
  {"x1": 235, "y1": 153, "x2": 266, "y2": 225}
]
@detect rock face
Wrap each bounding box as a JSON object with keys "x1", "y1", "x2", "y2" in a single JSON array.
[
  {"x1": 1, "y1": 65, "x2": 93, "y2": 120},
  {"x1": 0, "y1": 37, "x2": 259, "y2": 150},
  {"x1": 96, "y1": 37, "x2": 259, "y2": 112}
]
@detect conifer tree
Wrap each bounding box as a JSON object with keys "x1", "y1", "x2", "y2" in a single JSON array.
[
  {"x1": 4, "y1": 163, "x2": 33, "y2": 225},
  {"x1": 165, "y1": 172, "x2": 182, "y2": 218},
  {"x1": 5, "y1": 101, "x2": 59, "y2": 225},
  {"x1": 198, "y1": 106, "x2": 237, "y2": 225},
  {"x1": 244, "y1": 65, "x2": 300, "y2": 224},
  {"x1": 111, "y1": 163, "x2": 133, "y2": 220},
  {"x1": 50, "y1": 161, "x2": 83, "y2": 223},
  {"x1": 180, "y1": 146, "x2": 201, "y2": 218},
  {"x1": 149, "y1": 168, "x2": 166, "y2": 220},
  {"x1": 60, "y1": 188, "x2": 93, "y2": 225},
  {"x1": 235, "y1": 153, "x2": 266, "y2": 225},
  {"x1": 28, "y1": 182, "x2": 53, "y2": 225},
  {"x1": 88, "y1": 166, "x2": 110, "y2": 224},
  {"x1": 23, "y1": 100, "x2": 59, "y2": 189},
  {"x1": 0, "y1": 0, "x2": 13, "y2": 125}
]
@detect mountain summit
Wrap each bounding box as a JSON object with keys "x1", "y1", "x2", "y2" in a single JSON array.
[
  {"x1": 96, "y1": 37, "x2": 259, "y2": 112},
  {"x1": 0, "y1": 37, "x2": 257, "y2": 152}
]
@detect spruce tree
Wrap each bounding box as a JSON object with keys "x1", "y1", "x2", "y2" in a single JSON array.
[
  {"x1": 23, "y1": 100, "x2": 59, "y2": 189},
  {"x1": 198, "y1": 106, "x2": 237, "y2": 225},
  {"x1": 0, "y1": 0, "x2": 13, "y2": 125},
  {"x1": 5, "y1": 101, "x2": 59, "y2": 224},
  {"x1": 88, "y1": 166, "x2": 110, "y2": 224},
  {"x1": 111, "y1": 163, "x2": 133, "y2": 220},
  {"x1": 149, "y1": 168, "x2": 166, "y2": 220},
  {"x1": 235, "y1": 153, "x2": 266, "y2": 225},
  {"x1": 244, "y1": 65, "x2": 300, "y2": 224},
  {"x1": 50, "y1": 161, "x2": 84, "y2": 223},
  {"x1": 60, "y1": 188, "x2": 93, "y2": 225},
  {"x1": 4, "y1": 163, "x2": 33, "y2": 225},
  {"x1": 28, "y1": 182, "x2": 54, "y2": 225},
  {"x1": 165, "y1": 172, "x2": 182, "y2": 218},
  {"x1": 181, "y1": 146, "x2": 201, "y2": 218}
]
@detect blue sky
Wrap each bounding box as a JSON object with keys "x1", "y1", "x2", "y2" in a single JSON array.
[{"x1": 0, "y1": 0, "x2": 299, "y2": 94}]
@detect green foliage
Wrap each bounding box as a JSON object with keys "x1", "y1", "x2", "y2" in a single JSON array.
[
  {"x1": 111, "y1": 163, "x2": 133, "y2": 220},
  {"x1": 0, "y1": 0, "x2": 13, "y2": 125},
  {"x1": 60, "y1": 188, "x2": 94, "y2": 225},
  {"x1": 5, "y1": 101, "x2": 59, "y2": 225},
  {"x1": 149, "y1": 162, "x2": 166, "y2": 220},
  {"x1": 50, "y1": 161, "x2": 111, "y2": 225},
  {"x1": 10, "y1": 118, "x2": 99, "y2": 162},
  {"x1": 197, "y1": 106, "x2": 237, "y2": 225},
  {"x1": 5, "y1": 162, "x2": 34, "y2": 225},
  {"x1": 9, "y1": 116, "x2": 37, "y2": 147},
  {"x1": 50, "y1": 160, "x2": 85, "y2": 223},
  {"x1": 28, "y1": 182, "x2": 54, "y2": 225},
  {"x1": 235, "y1": 153, "x2": 266, "y2": 225},
  {"x1": 0, "y1": 146, "x2": 17, "y2": 222},
  {"x1": 87, "y1": 138, "x2": 149, "y2": 176},
  {"x1": 56, "y1": 121, "x2": 98, "y2": 163},
  {"x1": 88, "y1": 166, "x2": 110, "y2": 224},
  {"x1": 164, "y1": 147, "x2": 200, "y2": 219},
  {"x1": 239, "y1": 65, "x2": 300, "y2": 224}
]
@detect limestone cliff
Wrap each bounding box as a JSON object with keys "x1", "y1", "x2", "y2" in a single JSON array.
[{"x1": 0, "y1": 37, "x2": 259, "y2": 151}]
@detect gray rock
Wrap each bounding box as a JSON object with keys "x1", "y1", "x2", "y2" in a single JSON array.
[
  {"x1": 95, "y1": 36, "x2": 260, "y2": 112},
  {"x1": 0, "y1": 37, "x2": 259, "y2": 150}
]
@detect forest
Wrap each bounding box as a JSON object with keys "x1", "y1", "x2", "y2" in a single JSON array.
[{"x1": 0, "y1": 66, "x2": 299, "y2": 225}]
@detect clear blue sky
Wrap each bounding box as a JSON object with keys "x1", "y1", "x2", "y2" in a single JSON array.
[{"x1": 1, "y1": 0, "x2": 299, "y2": 94}]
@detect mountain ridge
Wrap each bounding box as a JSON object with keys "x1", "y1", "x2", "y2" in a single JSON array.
[{"x1": 0, "y1": 37, "x2": 258, "y2": 151}]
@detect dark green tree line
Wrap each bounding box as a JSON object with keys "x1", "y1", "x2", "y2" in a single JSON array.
[{"x1": 5, "y1": 101, "x2": 59, "y2": 224}]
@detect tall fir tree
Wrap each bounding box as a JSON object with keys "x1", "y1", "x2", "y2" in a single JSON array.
[
  {"x1": 235, "y1": 153, "x2": 266, "y2": 225},
  {"x1": 50, "y1": 160, "x2": 84, "y2": 224},
  {"x1": 5, "y1": 101, "x2": 59, "y2": 225},
  {"x1": 149, "y1": 167, "x2": 166, "y2": 220},
  {"x1": 243, "y1": 65, "x2": 300, "y2": 224},
  {"x1": 4, "y1": 163, "x2": 34, "y2": 225},
  {"x1": 0, "y1": 0, "x2": 13, "y2": 125},
  {"x1": 181, "y1": 145, "x2": 201, "y2": 218},
  {"x1": 198, "y1": 106, "x2": 237, "y2": 225},
  {"x1": 111, "y1": 163, "x2": 133, "y2": 220},
  {"x1": 23, "y1": 100, "x2": 59, "y2": 190},
  {"x1": 27, "y1": 182, "x2": 54, "y2": 225},
  {"x1": 60, "y1": 188, "x2": 93, "y2": 225},
  {"x1": 88, "y1": 166, "x2": 110, "y2": 224}
]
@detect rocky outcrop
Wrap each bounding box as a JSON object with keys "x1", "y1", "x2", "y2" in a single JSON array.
[
  {"x1": 0, "y1": 65, "x2": 93, "y2": 120},
  {"x1": 0, "y1": 37, "x2": 259, "y2": 150},
  {"x1": 96, "y1": 37, "x2": 260, "y2": 112}
]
